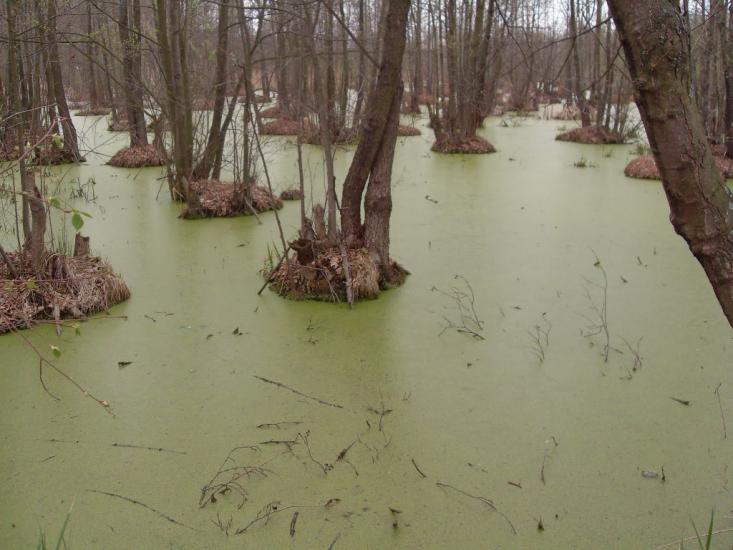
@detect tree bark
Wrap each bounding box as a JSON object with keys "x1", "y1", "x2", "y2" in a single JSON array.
[
  {"x1": 608, "y1": 0, "x2": 733, "y2": 328},
  {"x1": 340, "y1": 0, "x2": 411, "y2": 242}
]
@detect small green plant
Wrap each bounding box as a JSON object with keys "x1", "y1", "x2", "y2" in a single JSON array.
[
  {"x1": 573, "y1": 156, "x2": 596, "y2": 168},
  {"x1": 690, "y1": 510, "x2": 714, "y2": 550},
  {"x1": 37, "y1": 504, "x2": 72, "y2": 549},
  {"x1": 631, "y1": 142, "x2": 650, "y2": 156}
]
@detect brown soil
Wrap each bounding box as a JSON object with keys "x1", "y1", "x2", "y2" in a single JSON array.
[
  {"x1": 31, "y1": 147, "x2": 85, "y2": 166},
  {"x1": 75, "y1": 107, "x2": 111, "y2": 116},
  {"x1": 397, "y1": 125, "x2": 421, "y2": 137},
  {"x1": 108, "y1": 144, "x2": 167, "y2": 168},
  {"x1": 304, "y1": 126, "x2": 359, "y2": 146},
  {"x1": 267, "y1": 245, "x2": 408, "y2": 302},
  {"x1": 431, "y1": 135, "x2": 496, "y2": 154},
  {"x1": 260, "y1": 118, "x2": 306, "y2": 136},
  {"x1": 258, "y1": 105, "x2": 284, "y2": 119},
  {"x1": 108, "y1": 117, "x2": 130, "y2": 132},
  {"x1": 0, "y1": 143, "x2": 21, "y2": 162},
  {"x1": 182, "y1": 180, "x2": 283, "y2": 218},
  {"x1": 0, "y1": 251, "x2": 130, "y2": 334},
  {"x1": 279, "y1": 188, "x2": 303, "y2": 201},
  {"x1": 625, "y1": 152, "x2": 733, "y2": 180},
  {"x1": 555, "y1": 125, "x2": 624, "y2": 145}
]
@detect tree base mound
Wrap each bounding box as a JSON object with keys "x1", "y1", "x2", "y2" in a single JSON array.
[
  {"x1": 397, "y1": 125, "x2": 421, "y2": 136},
  {"x1": 31, "y1": 148, "x2": 85, "y2": 166},
  {"x1": 261, "y1": 118, "x2": 307, "y2": 136},
  {"x1": 0, "y1": 144, "x2": 21, "y2": 162},
  {"x1": 431, "y1": 135, "x2": 496, "y2": 154},
  {"x1": 108, "y1": 118, "x2": 130, "y2": 132},
  {"x1": 258, "y1": 105, "x2": 283, "y2": 118},
  {"x1": 625, "y1": 153, "x2": 733, "y2": 180},
  {"x1": 0, "y1": 252, "x2": 130, "y2": 334},
  {"x1": 279, "y1": 188, "x2": 303, "y2": 200},
  {"x1": 267, "y1": 246, "x2": 408, "y2": 302},
  {"x1": 75, "y1": 108, "x2": 111, "y2": 116},
  {"x1": 304, "y1": 127, "x2": 359, "y2": 145},
  {"x1": 555, "y1": 126, "x2": 624, "y2": 144},
  {"x1": 181, "y1": 180, "x2": 283, "y2": 219},
  {"x1": 107, "y1": 144, "x2": 167, "y2": 168}
]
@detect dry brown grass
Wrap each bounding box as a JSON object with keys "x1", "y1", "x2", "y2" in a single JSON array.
[
  {"x1": 431, "y1": 135, "x2": 496, "y2": 154},
  {"x1": 0, "y1": 252, "x2": 130, "y2": 334},
  {"x1": 107, "y1": 144, "x2": 167, "y2": 168},
  {"x1": 555, "y1": 126, "x2": 624, "y2": 144},
  {"x1": 183, "y1": 180, "x2": 283, "y2": 218},
  {"x1": 625, "y1": 152, "x2": 733, "y2": 180},
  {"x1": 75, "y1": 107, "x2": 111, "y2": 116},
  {"x1": 279, "y1": 188, "x2": 303, "y2": 201},
  {"x1": 397, "y1": 125, "x2": 421, "y2": 136}
]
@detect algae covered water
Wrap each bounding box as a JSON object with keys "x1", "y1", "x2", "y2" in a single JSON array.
[{"x1": 0, "y1": 112, "x2": 731, "y2": 548}]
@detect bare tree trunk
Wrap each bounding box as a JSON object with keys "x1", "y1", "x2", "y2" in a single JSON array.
[
  {"x1": 119, "y1": 0, "x2": 148, "y2": 147},
  {"x1": 193, "y1": 0, "x2": 229, "y2": 180},
  {"x1": 340, "y1": 0, "x2": 411, "y2": 243},
  {"x1": 86, "y1": 1, "x2": 100, "y2": 107},
  {"x1": 725, "y1": 0, "x2": 733, "y2": 158},
  {"x1": 570, "y1": 0, "x2": 591, "y2": 127},
  {"x1": 608, "y1": 0, "x2": 733, "y2": 328}
]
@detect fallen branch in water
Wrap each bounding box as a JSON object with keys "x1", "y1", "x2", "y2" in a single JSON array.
[
  {"x1": 86, "y1": 489, "x2": 196, "y2": 530},
  {"x1": 540, "y1": 436, "x2": 559, "y2": 484},
  {"x1": 12, "y1": 328, "x2": 113, "y2": 415},
  {"x1": 111, "y1": 442, "x2": 187, "y2": 455},
  {"x1": 436, "y1": 481, "x2": 517, "y2": 535},
  {"x1": 253, "y1": 375, "x2": 343, "y2": 409},
  {"x1": 235, "y1": 501, "x2": 314, "y2": 535},
  {"x1": 411, "y1": 458, "x2": 427, "y2": 478}
]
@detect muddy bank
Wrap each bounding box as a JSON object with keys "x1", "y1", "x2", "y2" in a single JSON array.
[{"x1": 555, "y1": 126, "x2": 624, "y2": 144}]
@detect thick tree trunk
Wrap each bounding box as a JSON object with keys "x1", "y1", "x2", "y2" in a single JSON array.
[
  {"x1": 119, "y1": 0, "x2": 148, "y2": 147},
  {"x1": 725, "y1": 0, "x2": 733, "y2": 158},
  {"x1": 46, "y1": 0, "x2": 82, "y2": 161},
  {"x1": 193, "y1": 0, "x2": 229, "y2": 180},
  {"x1": 570, "y1": 0, "x2": 591, "y2": 127},
  {"x1": 340, "y1": 0, "x2": 411, "y2": 242},
  {"x1": 608, "y1": 0, "x2": 733, "y2": 328},
  {"x1": 86, "y1": 1, "x2": 100, "y2": 107}
]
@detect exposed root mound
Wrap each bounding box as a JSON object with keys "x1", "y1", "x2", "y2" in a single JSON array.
[
  {"x1": 304, "y1": 126, "x2": 359, "y2": 145},
  {"x1": 75, "y1": 107, "x2": 111, "y2": 116},
  {"x1": 431, "y1": 135, "x2": 496, "y2": 154},
  {"x1": 279, "y1": 188, "x2": 303, "y2": 200},
  {"x1": 0, "y1": 143, "x2": 21, "y2": 162},
  {"x1": 182, "y1": 180, "x2": 283, "y2": 218},
  {"x1": 31, "y1": 148, "x2": 85, "y2": 166},
  {"x1": 555, "y1": 126, "x2": 624, "y2": 144},
  {"x1": 0, "y1": 252, "x2": 130, "y2": 334},
  {"x1": 552, "y1": 104, "x2": 597, "y2": 121},
  {"x1": 108, "y1": 117, "x2": 130, "y2": 132},
  {"x1": 397, "y1": 125, "x2": 421, "y2": 136},
  {"x1": 625, "y1": 153, "x2": 733, "y2": 180},
  {"x1": 108, "y1": 144, "x2": 167, "y2": 168},
  {"x1": 258, "y1": 105, "x2": 283, "y2": 118},
  {"x1": 268, "y1": 246, "x2": 408, "y2": 302},
  {"x1": 261, "y1": 118, "x2": 305, "y2": 136}
]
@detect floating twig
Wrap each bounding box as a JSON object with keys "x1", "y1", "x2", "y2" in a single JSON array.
[
  {"x1": 253, "y1": 375, "x2": 343, "y2": 409},
  {"x1": 411, "y1": 458, "x2": 427, "y2": 478},
  {"x1": 540, "y1": 436, "x2": 559, "y2": 484},
  {"x1": 436, "y1": 481, "x2": 516, "y2": 535},
  {"x1": 86, "y1": 489, "x2": 195, "y2": 530},
  {"x1": 111, "y1": 442, "x2": 186, "y2": 455},
  {"x1": 289, "y1": 511, "x2": 299, "y2": 537}
]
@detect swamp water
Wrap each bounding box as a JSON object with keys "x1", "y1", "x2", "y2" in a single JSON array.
[{"x1": 0, "y1": 112, "x2": 732, "y2": 549}]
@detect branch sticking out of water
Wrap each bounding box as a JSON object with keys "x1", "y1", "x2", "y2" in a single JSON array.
[
  {"x1": 432, "y1": 275, "x2": 485, "y2": 340},
  {"x1": 528, "y1": 314, "x2": 552, "y2": 364},
  {"x1": 581, "y1": 251, "x2": 610, "y2": 363},
  {"x1": 86, "y1": 489, "x2": 196, "y2": 530}
]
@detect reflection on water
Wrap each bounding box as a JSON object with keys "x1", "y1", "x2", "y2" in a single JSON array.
[{"x1": 0, "y1": 111, "x2": 731, "y2": 548}]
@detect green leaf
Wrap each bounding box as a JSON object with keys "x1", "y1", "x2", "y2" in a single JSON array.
[
  {"x1": 71, "y1": 212, "x2": 84, "y2": 231},
  {"x1": 26, "y1": 280, "x2": 38, "y2": 290},
  {"x1": 49, "y1": 196, "x2": 61, "y2": 209},
  {"x1": 50, "y1": 345, "x2": 61, "y2": 359}
]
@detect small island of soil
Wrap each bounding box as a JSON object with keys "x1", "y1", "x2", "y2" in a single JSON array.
[
  {"x1": 267, "y1": 245, "x2": 408, "y2": 302},
  {"x1": 258, "y1": 105, "x2": 283, "y2": 119},
  {"x1": 107, "y1": 145, "x2": 167, "y2": 168},
  {"x1": 397, "y1": 125, "x2": 421, "y2": 136},
  {"x1": 625, "y1": 150, "x2": 733, "y2": 180},
  {"x1": 75, "y1": 107, "x2": 111, "y2": 116},
  {"x1": 181, "y1": 180, "x2": 283, "y2": 219},
  {"x1": 0, "y1": 249, "x2": 130, "y2": 334},
  {"x1": 555, "y1": 125, "x2": 624, "y2": 144},
  {"x1": 279, "y1": 188, "x2": 303, "y2": 201},
  {"x1": 431, "y1": 135, "x2": 496, "y2": 154},
  {"x1": 260, "y1": 118, "x2": 306, "y2": 136}
]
